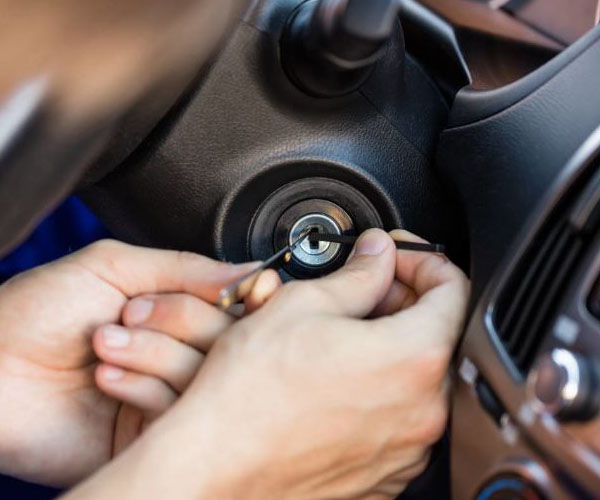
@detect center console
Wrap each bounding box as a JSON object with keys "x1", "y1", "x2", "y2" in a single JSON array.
[{"x1": 452, "y1": 127, "x2": 600, "y2": 500}]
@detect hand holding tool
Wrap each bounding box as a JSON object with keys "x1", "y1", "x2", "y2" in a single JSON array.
[
  {"x1": 217, "y1": 228, "x2": 312, "y2": 310},
  {"x1": 217, "y1": 229, "x2": 445, "y2": 310},
  {"x1": 308, "y1": 232, "x2": 445, "y2": 254}
]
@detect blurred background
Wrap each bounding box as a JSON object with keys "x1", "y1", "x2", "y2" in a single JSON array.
[{"x1": 0, "y1": 197, "x2": 109, "y2": 498}]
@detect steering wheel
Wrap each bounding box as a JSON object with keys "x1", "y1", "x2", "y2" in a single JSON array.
[{"x1": 2, "y1": 1, "x2": 600, "y2": 499}]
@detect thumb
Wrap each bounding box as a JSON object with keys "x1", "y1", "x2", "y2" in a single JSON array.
[
  {"x1": 301, "y1": 229, "x2": 397, "y2": 318},
  {"x1": 72, "y1": 239, "x2": 258, "y2": 303}
]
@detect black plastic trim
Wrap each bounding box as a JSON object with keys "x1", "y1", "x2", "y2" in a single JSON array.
[{"x1": 448, "y1": 24, "x2": 600, "y2": 127}]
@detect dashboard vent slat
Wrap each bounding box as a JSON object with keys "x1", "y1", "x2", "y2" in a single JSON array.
[
  {"x1": 493, "y1": 169, "x2": 600, "y2": 376},
  {"x1": 515, "y1": 235, "x2": 583, "y2": 369},
  {"x1": 498, "y1": 223, "x2": 563, "y2": 350},
  {"x1": 495, "y1": 221, "x2": 584, "y2": 374}
]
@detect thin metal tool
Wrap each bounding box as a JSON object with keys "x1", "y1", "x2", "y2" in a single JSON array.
[
  {"x1": 308, "y1": 233, "x2": 446, "y2": 254},
  {"x1": 217, "y1": 227, "x2": 312, "y2": 310}
]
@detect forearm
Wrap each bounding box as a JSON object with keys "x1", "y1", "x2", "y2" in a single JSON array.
[
  {"x1": 61, "y1": 439, "x2": 202, "y2": 500},
  {"x1": 60, "y1": 410, "x2": 247, "y2": 500}
]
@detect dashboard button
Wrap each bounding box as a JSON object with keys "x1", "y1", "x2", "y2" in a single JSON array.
[
  {"x1": 589, "y1": 277, "x2": 600, "y2": 319},
  {"x1": 475, "y1": 376, "x2": 505, "y2": 425},
  {"x1": 475, "y1": 475, "x2": 543, "y2": 500},
  {"x1": 527, "y1": 349, "x2": 599, "y2": 422}
]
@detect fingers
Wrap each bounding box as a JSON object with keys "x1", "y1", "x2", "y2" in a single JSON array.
[
  {"x1": 123, "y1": 294, "x2": 235, "y2": 351},
  {"x1": 370, "y1": 229, "x2": 448, "y2": 316},
  {"x1": 389, "y1": 230, "x2": 465, "y2": 297},
  {"x1": 112, "y1": 404, "x2": 144, "y2": 457},
  {"x1": 369, "y1": 280, "x2": 417, "y2": 318},
  {"x1": 283, "y1": 229, "x2": 397, "y2": 318},
  {"x1": 95, "y1": 364, "x2": 177, "y2": 418},
  {"x1": 93, "y1": 325, "x2": 203, "y2": 393},
  {"x1": 391, "y1": 229, "x2": 469, "y2": 326},
  {"x1": 244, "y1": 270, "x2": 282, "y2": 314},
  {"x1": 374, "y1": 229, "x2": 470, "y2": 347},
  {"x1": 74, "y1": 239, "x2": 259, "y2": 302}
]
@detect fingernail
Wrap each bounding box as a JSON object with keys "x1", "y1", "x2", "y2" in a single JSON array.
[
  {"x1": 102, "y1": 325, "x2": 131, "y2": 348},
  {"x1": 102, "y1": 366, "x2": 125, "y2": 381},
  {"x1": 354, "y1": 230, "x2": 389, "y2": 257},
  {"x1": 126, "y1": 299, "x2": 154, "y2": 325}
]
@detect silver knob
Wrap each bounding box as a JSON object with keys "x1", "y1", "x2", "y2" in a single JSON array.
[{"x1": 527, "y1": 349, "x2": 599, "y2": 422}]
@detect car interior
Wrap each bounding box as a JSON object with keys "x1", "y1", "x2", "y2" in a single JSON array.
[{"x1": 1, "y1": 0, "x2": 600, "y2": 499}]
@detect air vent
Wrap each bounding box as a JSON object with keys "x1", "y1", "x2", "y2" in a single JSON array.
[
  {"x1": 494, "y1": 223, "x2": 583, "y2": 373},
  {"x1": 494, "y1": 167, "x2": 600, "y2": 375}
]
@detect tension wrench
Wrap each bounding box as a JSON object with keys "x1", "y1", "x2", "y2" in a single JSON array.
[
  {"x1": 217, "y1": 229, "x2": 444, "y2": 310},
  {"x1": 217, "y1": 227, "x2": 312, "y2": 310},
  {"x1": 308, "y1": 233, "x2": 446, "y2": 254}
]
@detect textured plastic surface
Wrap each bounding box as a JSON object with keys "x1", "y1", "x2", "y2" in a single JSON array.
[
  {"x1": 82, "y1": 0, "x2": 465, "y2": 270},
  {"x1": 81, "y1": 4, "x2": 463, "y2": 498},
  {"x1": 438, "y1": 24, "x2": 600, "y2": 299},
  {"x1": 448, "y1": 25, "x2": 600, "y2": 127},
  {"x1": 451, "y1": 128, "x2": 600, "y2": 500}
]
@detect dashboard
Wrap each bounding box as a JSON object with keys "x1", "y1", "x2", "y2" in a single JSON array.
[
  {"x1": 499, "y1": 0, "x2": 599, "y2": 45},
  {"x1": 77, "y1": 2, "x2": 600, "y2": 499},
  {"x1": 1, "y1": 1, "x2": 599, "y2": 500},
  {"x1": 437, "y1": 3, "x2": 600, "y2": 499},
  {"x1": 453, "y1": 128, "x2": 600, "y2": 500}
]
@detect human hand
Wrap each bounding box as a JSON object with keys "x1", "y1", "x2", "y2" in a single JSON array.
[
  {"x1": 0, "y1": 240, "x2": 261, "y2": 486},
  {"x1": 92, "y1": 268, "x2": 281, "y2": 455},
  {"x1": 73, "y1": 228, "x2": 469, "y2": 500}
]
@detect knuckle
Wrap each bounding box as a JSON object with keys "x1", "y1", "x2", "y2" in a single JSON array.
[
  {"x1": 440, "y1": 263, "x2": 470, "y2": 302},
  {"x1": 78, "y1": 240, "x2": 131, "y2": 277},
  {"x1": 141, "y1": 335, "x2": 179, "y2": 376},
  {"x1": 131, "y1": 329, "x2": 166, "y2": 360},
  {"x1": 432, "y1": 307, "x2": 461, "y2": 334},
  {"x1": 211, "y1": 329, "x2": 239, "y2": 355},
  {"x1": 283, "y1": 280, "x2": 309, "y2": 298},
  {"x1": 304, "y1": 279, "x2": 333, "y2": 302},
  {"x1": 413, "y1": 349, "x2": 452, "y2": 387},
  {"x1": 448, "y1": 261, "x2": 469, "y2": 285},
  {"x1": 175, "y1": 250, "x2": 204, "y2": 266},
  {"x1": 404, "y1": 451, "x2": 431, "y2": 480},
  {"x1": 442, "y1": 266, "x2": 470, "y2": 303},
  {"x1": 84, "y1": 239, "x2": 125, "y2": 257},
  {"x1": 178, "y1": 294, "x2": 200, "y2": 321},
  {"x1": 131, "y1": 329, "x2": 153, "y2": 353},
  {"x1": 150, "y1": 294, "x2": 197, "y2": 330},
  {"x1": 168, "y1": 293, "x2": 195, "y2": 319},
  {"x1": 145, "y1": 383, "x2": 173, "y2": 412},
  {"x1": 279, "y1": 281, "x2": 324, "y2": 307},
  {"x1": 410, "y1": 461, "x2": 429, "y2": 480},
  {"x1": 342, "y1": 265, "x2": 373, "y2": 287},
  {"x1": 176, "y1": 250, "x2": 225, "y2": 275},
  {"x1": 306, "y1": 280, "x2": 345, "y2": 313},
  {"x1": 416, "y1": 400, "x2": 449, "y2": 445}
]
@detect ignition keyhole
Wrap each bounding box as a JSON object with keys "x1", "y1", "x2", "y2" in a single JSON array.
[
  {"x1": 288, "y1": 213, "x2": 342, "y2": 267},
  {"x1": 309, "y1": 227, "x2": 320, "y2": 250}
]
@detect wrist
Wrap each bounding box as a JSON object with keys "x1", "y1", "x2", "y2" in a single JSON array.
[
  {"x1": 63, "y1": 407, "x2": 261, "y2": 500},
  {"x1": 136, "y1": 409, "x2": 264, "y2": 500},
  {"x1": 134, "y1": 423, "x2": 235, "y2": 499}
]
